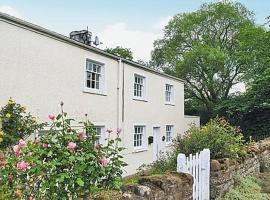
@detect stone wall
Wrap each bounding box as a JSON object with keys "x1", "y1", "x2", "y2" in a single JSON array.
[
  {"x1": 88, "y1": 172, "x2": 193, "y2": 200},
  {"x1": 210, "y1": 139, "x2": 270, "y2": 199}
]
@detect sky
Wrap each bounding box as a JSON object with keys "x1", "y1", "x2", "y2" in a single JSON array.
[{"x1": 0, "y1": 0, "x2": 269, "y2": 62}]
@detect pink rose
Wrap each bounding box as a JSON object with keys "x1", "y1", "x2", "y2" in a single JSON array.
[
  {"x1": 25, "y1": 185, "x2": 31, "y2": 190},
  {"x1": 95, "y1": 143, "x2": 102, "y2": 150},
  {"x1": 0, "y1": 161, "x2": 7, "y2": 167},
  {"x1": 78, "y1": 132, "x2": 87, "y2": 141},
  {"x1": 17, "y1": 161, "x2": 29, "y2": 171},
  {"x1": 0, "y1": 153, "x2": 5, "y2": 159},
  {"x1": 16, "y1": 151, "x2": 22, "y2": 157},
  {"x1": 13, "y1": 145, "x2": 20, "y2": 153},
  {"x1": 60, "y1": 101, "x2": 64, "y2": 106},
  {"x1": 48, "y1": 114, "x2": 55, "y2": 121},
  {"x1": 100, "y1": 158, "x2": 109, "y2": 166},
  {"x1": 18, "y1": 139, "x2": 27, "y2": 148},
  {"x1": 42, "y1": 143, "x2": 49, "y2": 148},
  {"x1": 67, "y1": 142, "x2": 76, "y2": 150},
  {"x1": 13, "y1": 145, "x2": 22, "y2": 157},
  {"x1": 116, "y1": 128, "x2": 122, "y2": 135},
  {"x1": 106, "y1": 128, "x2": 113, "y2": 133}
]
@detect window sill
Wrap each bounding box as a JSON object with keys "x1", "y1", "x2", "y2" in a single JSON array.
[
  {"x1": 83, "y1": 88, "x2": 107, "y2": 96},
  {"x1": 165, "y1": 102, "x2": 175, "y2": 106},
  {"x1": 133, "y1": 97, "x2": 148, "y2": 102},
  {"x1": 132, "y1": 148, "x2": 148, "y2": 153}
]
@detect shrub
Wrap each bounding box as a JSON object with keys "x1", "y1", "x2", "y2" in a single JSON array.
[
  {"x1": 0, "y1": 98, "x2": 45, "y2": 150},
  {"x1": 137, "y1": 152, "x2": 176, "y2": 175},
  {"x1": 0, "y1": 102, "x2": 126, "y2": 199},
  {"x1": 175, "y1": 117, "x2": 247, "y2": 159},
  {"x1": 218, "y1": 176, "x2": 269, "y2": 200}
]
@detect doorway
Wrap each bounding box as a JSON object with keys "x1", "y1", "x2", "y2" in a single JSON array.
[{"x1": 153, "y1": 127, "x2": 162, "y2": 161}]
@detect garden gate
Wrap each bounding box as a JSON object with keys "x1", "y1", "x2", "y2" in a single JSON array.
[{"x1": 177, "y1": 149, "x2": 210, "y2": 200}]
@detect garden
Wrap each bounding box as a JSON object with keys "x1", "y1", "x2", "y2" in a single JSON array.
[{"x1": 0, "y1": 99, "x2": 126, "y2": 199}]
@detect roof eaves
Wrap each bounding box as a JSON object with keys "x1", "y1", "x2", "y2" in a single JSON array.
[{"x1": 0, "y1": 12, "x2": 185, "y2": 83}]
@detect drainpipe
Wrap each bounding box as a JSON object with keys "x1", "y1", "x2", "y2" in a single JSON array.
[{"x1": 117, "y1": 58, "x2": 122, "y2": 129}]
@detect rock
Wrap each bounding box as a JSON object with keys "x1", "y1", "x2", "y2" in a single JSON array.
[
  {"x1": 211, "y1": 160, "x2": 221, "y2": 171},
  {"x1": 122, "y1": 193, "x2": 132, "y2": 200},
  {"x1": 135, "y1": 185, "x2": 151, "y2": 197}
]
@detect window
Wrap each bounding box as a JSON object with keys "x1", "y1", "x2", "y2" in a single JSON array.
[
  {"x1": 134, "y1": 126, "x2": 145, "y2": 149},
  {"x1": 85, "y1": 60, "x2": 104, "y2": 92},
  {"x1": 93, "y1": 126, "x2": 105, "y2": 144},
  {"x1": 165, "y1": 84, "x2": 174, "y2": 103},
  {"x1": 166, "y1": 125, "x2": 174, "y2": 144},
  {"x1": 134, "y1": 74, "x2": 145, "y2": 99}
]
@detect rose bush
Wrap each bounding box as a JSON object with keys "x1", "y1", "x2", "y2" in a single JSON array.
[
  {"x1": 0, "y1": 98, "x2": 45, "y2": 150},
  {"x1": 0, "y1": 101, "x2": 126, "y2": 199}
]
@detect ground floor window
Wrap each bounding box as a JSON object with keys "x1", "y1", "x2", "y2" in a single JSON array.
[
  {"x1": 134, "y1": 126, "x2": 145, "y2": 149},
  {"x1": 166, "y1": 125, "x2": 174, "y2": 144},
  {"x1": 93, "y1": 126, "x2": 105, "y2": 144}
]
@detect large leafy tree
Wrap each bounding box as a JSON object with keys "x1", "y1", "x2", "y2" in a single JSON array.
[
  {"x1": 104, "y1": 46, "x2": 133, "y2": 60},
  {"x1": 151, "y1": 1, "x2": 256, "y2": 116},
  {"x1": 214, "y1": 68, "x2": 270, "y2": 137},
  {"x1": 237, "y1": 26, "x2": 270, "y2": 82}
]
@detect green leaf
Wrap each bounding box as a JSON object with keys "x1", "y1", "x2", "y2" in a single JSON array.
[{"x1": 76, "y1": 178, "x2": 84, "y2": 186}]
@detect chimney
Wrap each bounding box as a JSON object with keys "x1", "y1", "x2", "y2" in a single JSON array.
[{"x1": 70, "y1": 30, "x2": 92, "y2": 46}]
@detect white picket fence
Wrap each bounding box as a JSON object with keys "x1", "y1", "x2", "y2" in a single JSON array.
[{"x1": 177, "y1": 149, "x2": 210, "y2": 200}]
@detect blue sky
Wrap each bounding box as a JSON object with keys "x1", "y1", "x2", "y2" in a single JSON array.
[{"x1": 0, "y1": 0, "x2": 269, "y2": 61}]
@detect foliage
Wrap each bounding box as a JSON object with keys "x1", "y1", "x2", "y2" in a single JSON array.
[
  {"x1": 218, "y1": 176, "x2": 270, "y2": 200},
  {"x1": 151, "y1": 1, "x2": 260, "y2": 119},
  {"x1": 104, "y1": 46, "x2": 133, "y2": 60},
  {"x1": 137, "y1": 152, "x2": 176, "y2": 175},
  {"x1": 0, "y1": 102, "x2": 126, "y2": 199},
  {"x1": 175, "y1": 117, "x2": 246, "y2": 159},
  {"x1": 214, "y1": 68, "x2": 270, "y2": 137},
  {"x1": 0, "y1": 98, "x2": 45, "y2": 150},
  {"x1": 236, "y1": 25, "x2": 270, "y2": 83}
]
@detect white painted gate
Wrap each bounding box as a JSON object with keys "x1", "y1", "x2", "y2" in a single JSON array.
[{"x1": 177, "y1": 149, "x2": 210, "y2": 200}]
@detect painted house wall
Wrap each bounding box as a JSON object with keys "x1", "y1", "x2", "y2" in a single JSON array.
[
  {"x1": 0, "y1": 15, "x2": 199, "y2": 175},
  {"x1": 183, "y1": 115, "x2": 200, "y2": 133}
]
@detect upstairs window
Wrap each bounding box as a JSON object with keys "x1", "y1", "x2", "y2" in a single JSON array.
[
  {"x1": 165, "y1": 125, "x2": 174, "y2": 144},
  {"x1": 85, "y1": 60, "x2": 104, "y2": 91},
  {"x1": 165, "y1": 84, "x2": 174, "y2": 103},
  {"x1": 134, "y1": 126, "x2": 145, "y2": 149},
  {"x1": 134, "y1": 74, "x2": 145, "y2": 99}
]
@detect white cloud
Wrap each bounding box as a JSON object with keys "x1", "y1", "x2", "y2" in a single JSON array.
[
  {"x1": 99, "y1": 22, "x2": 159, "y2": 61},
  {"x1": 154, "y1": 16, "x2": 172, "y2": 30},
  {"x1": 97, "y1": 16, "x2": 173, "y2": 61},
  {"x1": 230, "y1": 82, "x2": 246, "y2": 93},
  {"x1": 0, "y1": 5, "x2": 22, "y2": 19}
]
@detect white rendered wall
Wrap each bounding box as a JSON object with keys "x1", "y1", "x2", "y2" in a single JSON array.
[{"x1": 0, "y1": 19, "x2": 189, "y2": 175}]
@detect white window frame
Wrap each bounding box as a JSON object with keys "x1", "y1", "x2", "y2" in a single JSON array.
[
  {"x1": 165, "y1": 84, "x2": 174, "y2": 105},
  {"x1": 84, "y1": 59, "x2": 106, "y2": 95},
  {"x1": 133, "y1": 125, "x2": 146, "y2": 151},
  {"x1": 93, "y1": 125, "x2": 105, "y2": 144},
  {"x1": 133, "y1": 74, "x2": 147, "y2": 101},
  {"x1": 165, "y1": 125, "x2": 174, "y2": 145}
]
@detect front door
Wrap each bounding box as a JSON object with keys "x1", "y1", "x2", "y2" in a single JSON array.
[{"x1": 153, "y1": 127, "x2": 162, "y2": 161}]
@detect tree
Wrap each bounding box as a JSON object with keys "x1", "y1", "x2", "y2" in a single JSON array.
[
  {"x1": 236, "y1": 25, "x2": 270, "y2": 82},
  {"x1": 104, "y1": 46, "x2": 133, "y2": 60},
  {"x1": 214, "y1": 68, "x2": 270, "y2": 137},
  {"x1": 151, "y1": 1, "x2": 256, "y2": 116}
]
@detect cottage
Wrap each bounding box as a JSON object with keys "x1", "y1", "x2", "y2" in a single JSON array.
[{"x1": 0, "y1": 12, "x2": 199, "y2": 175}]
